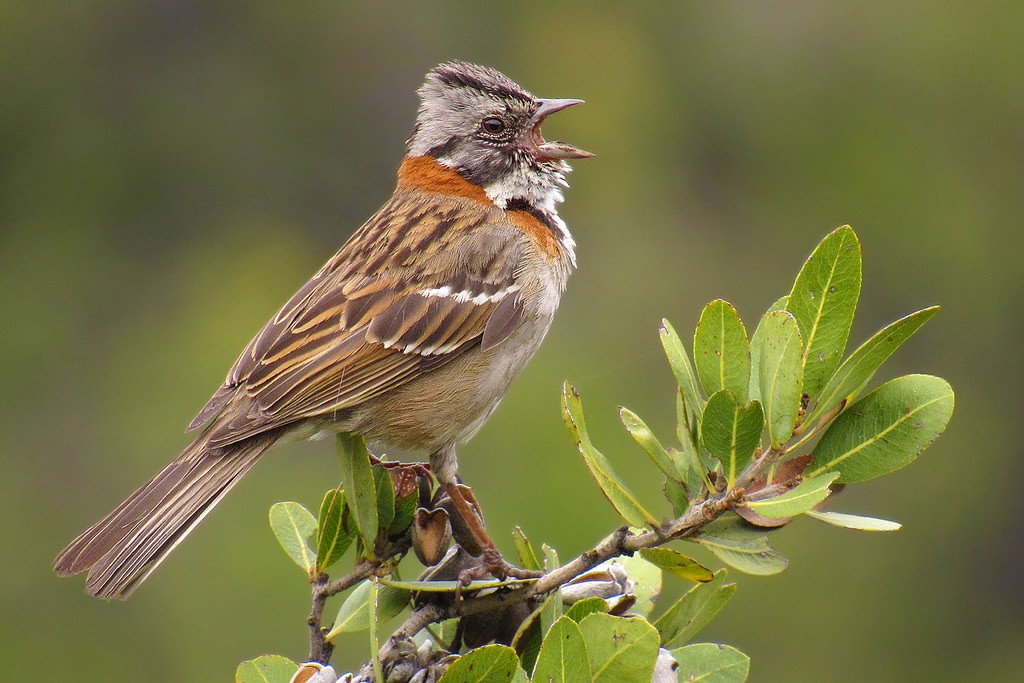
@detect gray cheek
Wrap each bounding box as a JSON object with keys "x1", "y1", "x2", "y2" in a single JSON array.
[{"x1": 457, "y1": 146, "x2": 516, "y2": 186}]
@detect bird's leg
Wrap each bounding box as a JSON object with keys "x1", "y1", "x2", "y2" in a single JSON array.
[
  {"x1": 430, "y1": 445, "x2": 542, "y2": 585},
  {"x1": 443, "y1": 482, "x2": 541, "y2": 584}
]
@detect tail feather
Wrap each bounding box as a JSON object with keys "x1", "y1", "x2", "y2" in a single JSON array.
[{"x1": 54, "y1": 434, "x2": 275, "y2": 599}]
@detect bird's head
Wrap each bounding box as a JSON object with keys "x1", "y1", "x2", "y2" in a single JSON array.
[{"x1": 407, "y1": 61, "x2": 593, "y2": 213}]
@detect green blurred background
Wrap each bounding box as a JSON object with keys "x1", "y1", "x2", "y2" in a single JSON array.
[{"x1": 3, "y1": 1, "x2": 1021, "y2": 680}]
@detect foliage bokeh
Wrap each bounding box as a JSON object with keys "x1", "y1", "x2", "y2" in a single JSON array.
[{"x1": 2, "y1": 2, "x2": 1020, "y2": 681}]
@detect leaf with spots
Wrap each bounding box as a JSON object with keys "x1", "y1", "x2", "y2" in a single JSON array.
[
  {"x1": 756, "y1": 310, "x2": 804, "y2": 448},
  {"x1": 806, "y1": 374, "x2": 954, "y2": 483},
  {"x1": 533, "y1": 616, "x2": 591, "y2": 683},
  {"x1": 748, "y1": 296, "x2": 789, "y2": 404},
  {"x1": 693, "y1": 300, "x2": 751, "y2": 404},
  {"x1": 579, "y1": 613, "x2": 661, "y2": 683},
  {"x1": 786, "y1": 225, "x2": 862, "y2": 398},
  {"x1": 565, "y1": 597, "x2": 610, "y2": 623},
  {"x1": 807, "y1": 306, "x2": 940, "y2": 425},
  {"x1": 671, "y1": 643, "x2": 750, "y2": 682}
]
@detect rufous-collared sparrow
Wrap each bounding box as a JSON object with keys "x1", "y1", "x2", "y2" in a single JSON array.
[{"x1": 55, "y1": 61, "x2": 592, "y2": 598}]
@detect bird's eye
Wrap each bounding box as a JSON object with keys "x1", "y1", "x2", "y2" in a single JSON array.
[{"x1": 481, "y1": 116, "x2": 507, "y2": 136}]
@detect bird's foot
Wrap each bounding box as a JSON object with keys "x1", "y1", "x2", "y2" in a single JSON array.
[
  {"x1": 456, "y1": 547, "x2": 543, "y2": 584},
  {"x1": 454, "y1": 548, "x2": 541, "y2": 602}
]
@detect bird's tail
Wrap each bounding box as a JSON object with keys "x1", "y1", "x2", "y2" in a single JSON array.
[{"x1": 54, "y1": 433, "x2": 276, "y2": 599}]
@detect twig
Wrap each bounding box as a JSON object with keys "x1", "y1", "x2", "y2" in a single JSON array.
[
  {"x1": 307, "y1": 572, "x2": 334, "y2": 664},
  {"x1": 308, "y1": 541, "x2": 411, "y2": 663}
]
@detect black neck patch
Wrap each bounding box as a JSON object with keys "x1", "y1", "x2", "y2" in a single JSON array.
[{"x1": 504, "y1": 196, "x2": 557, "y2": 230}]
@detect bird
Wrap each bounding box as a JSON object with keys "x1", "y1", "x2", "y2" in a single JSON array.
[{"x1": 54, "y1": 61, "x2": 592, "y2": 599}]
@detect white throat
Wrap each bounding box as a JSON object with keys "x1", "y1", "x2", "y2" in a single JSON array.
[{"x1": 482, "y1": 165, "x2": 577, "y2": 268}]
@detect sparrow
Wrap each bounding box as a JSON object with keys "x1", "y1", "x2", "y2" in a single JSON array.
[{"x1": 55, "y1": 61, "x2": 592, "y2": 598}]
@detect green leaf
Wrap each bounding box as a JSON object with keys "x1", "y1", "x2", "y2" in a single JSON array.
[
  {"x1": 664, "y1": 475, "x2": 690, "y2": 518},
  {"x1": 807, "y1": 306, "x2": 940, "y2": 425},
  {"x1": 512, "y1": 526, "x2": 542, "y2": 572},
  {"x1": 693, "y1": 516, "x2": 789, "y2": 576},
  {"x1": 745, "y1": 473, "x2": 839, "y2": 519},
  {"x1": 749, "y1": 296, "x2": 790, "y2": 404},
  {"x1": 675, "y1": 388, "x2": 688, "y2": 445},
  {"x1": 786, "y1": 225, "x2": 862, "y2": 398},
  {"x1": 336, "y1": 432, "x2": 378, "y2": 551},
  {"x1": 235, "y1": 655, "x2": 299, "y2": 683},
  {"x1": 389, "y1": 487, "x2": 418, "y2": 536},
  {"x1": 268, "y1": 502, "x2": 317, "y2": 574},
  {"x1": 639, "y1": 548, "x2": 714, "y2": 583},
  {"x1": 565, "y1": 596, "x2": 610, "y2": 623},
  {"x1": 805, "y1": 510, "x2": 902, "y2": 531},
  {"x1": 543, "y1": 543, "x2": 560, "y2": 572},
  {"x1": 675, "y1": 391, "x2": 710, "y2": 499},
  {"x1": 374, "y1": 465, "x2": 396, "y2": 533},
  {"x1": 806, "y1": 374, "x2": 954, "y2": 482},
  {"x1": 579, "y1": 613, "x2": 661, "y2": 683},
  {"x1": 757, "y1": 310, "x2": 805, "y2": 448},
  {"x1": 671, "y1": 643, "x2": 750, "y2": 682},
  {"x1": 316, "y1": 488, "x2": 354, "y2": 571},
  {"x1": 653, "y1": 570, "x2": 736, "y2": 647},
  {"x1": 377, "y1": 583, "x2": 411, "y2": 621},
  {"x1": 533, "y1": 616, "x2": 591, "y2": 683},
  {"x1": 433, "y1": 617, "x2": 459, "y2": 650},
  {"x1": 610, "y1": 555, "x2": 662, "y2": 617},
  {"x1": 693, "y1": 300, "x2": 752, "y2": 404},
  {"x1": 438, "y1": 644, "x2": 521, "y2": 683},
  {"x1": 541, "y1": 586, "x2": 565, "y2": 646},
  {"x1": 620, "y1": 407, "x2": 684, "y2": 481},
  {"x1": 514, "y1": 589, "x2": 563, "y2": 673},
  {"x1": 562, "y1": 383, "x2": 659, "y2": 528},
  {"x1": 325, "y1": 580, "x2": 409, "y2": 641},
  {"x1": 369, "y1": 579, "x2": 383, "y2": 683},
  {"x1": 700, "y1": 391, "x2": 764, "y2": 488},
  {"x1": 661, "y1": 319, "x2": 705, "y2": 433}
]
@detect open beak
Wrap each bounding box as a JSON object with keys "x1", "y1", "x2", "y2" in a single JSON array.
[{"x1": 529, "y1": 98, "x2": 594, "y2": 161}]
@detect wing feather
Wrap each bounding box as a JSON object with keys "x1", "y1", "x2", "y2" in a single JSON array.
[{"x1": 191, "y1": 189, "x2": 531, "y2": 448}]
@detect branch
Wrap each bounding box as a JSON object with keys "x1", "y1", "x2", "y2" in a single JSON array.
[
  {"x1": 308, "y1": 540, "x2": 411, "y2": 663},
  {"x1": 377, "y1": 488, "x2": 742, "y2": 663},
  {"x1": 363, "y1": 414, "x2": 799, "y2": 670},
  {"x1": 317, "y1": 347, "x2": 862, "y2": 670}
]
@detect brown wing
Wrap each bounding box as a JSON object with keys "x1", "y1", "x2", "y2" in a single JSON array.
[{"x1": 189, "y1": 190, "x2": 527, "y2": 448}]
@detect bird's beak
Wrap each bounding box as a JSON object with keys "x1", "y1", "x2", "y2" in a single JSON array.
[{"x1": 529, "y1": 98, "x2": 594, "y2": 161}]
